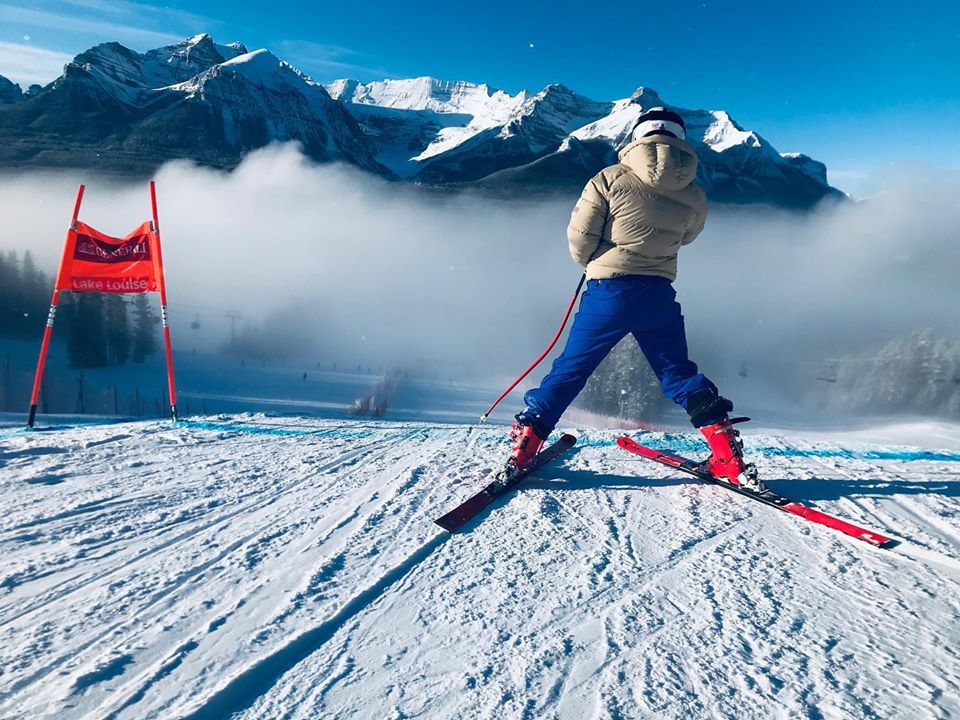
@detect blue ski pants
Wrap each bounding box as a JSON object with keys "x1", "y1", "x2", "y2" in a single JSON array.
[{"x1": 523, "y1": 275, "x2": 718, "y2": 433}]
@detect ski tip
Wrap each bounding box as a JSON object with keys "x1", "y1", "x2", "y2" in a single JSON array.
[
  {"x1": 560, "y1": 433, "x2": 577, "y2": 444},
  {"x1": 434, "y1": 516, "x2": 460, "y2": 533},
  {"x1": 433, "y1": 510, "x2": 470, "y2": 535}
]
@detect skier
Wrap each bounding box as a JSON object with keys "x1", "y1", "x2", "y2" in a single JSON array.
[{"x1": 507, "y1": 107, "x2": 764, "y2": 492}]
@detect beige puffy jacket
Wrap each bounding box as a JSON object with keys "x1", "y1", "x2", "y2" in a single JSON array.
[{"x1": 566, "y1": 134, "x2": 708, "y2": 281}]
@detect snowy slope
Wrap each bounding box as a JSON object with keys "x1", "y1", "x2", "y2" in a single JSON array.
[
  {"x1": 327, "y1": 76, "x2": 523, "y2": 123},
  {"x1": 1, "y1": 414, "x2": 958, "y2": 719},
  {"x1": 326, "y1": 76, "x2": 527, "y2": 177}
]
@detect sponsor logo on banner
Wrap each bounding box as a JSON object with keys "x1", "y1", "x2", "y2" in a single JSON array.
[
  {"x1": 71, "y1": 277, "x2": 156, "y2": 293},
  {"x1": 74, "y1": 233, "x2": 152, "y2": 263}
]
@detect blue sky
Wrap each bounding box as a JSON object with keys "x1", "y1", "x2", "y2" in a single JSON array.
[{"x1": 1, "y1": 0, "x2": 958, "y2": 192}]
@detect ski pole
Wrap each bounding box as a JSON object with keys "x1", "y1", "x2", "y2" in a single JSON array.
[{"x1": 480, "y1": 273, "x2": 586, "y2": 423}]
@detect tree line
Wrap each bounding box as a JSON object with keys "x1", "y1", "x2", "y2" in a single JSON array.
[
  {"x1": 0, "y1": 249, "x2": 158, "y2": 368},
  {"x1": 576, "y1": 339, "x2": 670, "y2": 423},
  {"x1": 826, "y1": 330, "x2": 960, "y2": 419}
]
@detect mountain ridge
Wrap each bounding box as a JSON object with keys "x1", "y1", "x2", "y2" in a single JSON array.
[{"x1": 0, "y1": 34, "x2": 843, "y2": 208}]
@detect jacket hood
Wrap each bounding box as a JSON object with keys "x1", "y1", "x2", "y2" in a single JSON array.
[{"x1": 618, "y1": 134, "x2": 699, "y2": 192}]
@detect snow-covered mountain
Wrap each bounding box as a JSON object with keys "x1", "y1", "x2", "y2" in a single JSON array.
[
  {"x1": 0, "y1": 34, "x2": 386, "y2": 175},
  {"x1": 336, "y1": 82, "x2": 834, "y2": 207},
  {"x1": 132, "y1": 47, "x2": 386, "y2": 174},
  {"x1": 325, "y1": 76, "x2": 529, "y2": 178},
  {"x1": 414, "y1": 84, "x2": 614, "y2": 184},
  {"x1": 330, "y1": 79, "x2": 839, "y2": 206},
  {"x1": 0, "y1": 34, "x2": 840, "y2": 207},
  {"x1": 57, "y1": 34, "x2": 249, "y2": 110}
]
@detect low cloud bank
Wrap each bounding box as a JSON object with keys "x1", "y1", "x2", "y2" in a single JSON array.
[{"x1": 1, "y1": 145, "x2": 957, "y2": 406}]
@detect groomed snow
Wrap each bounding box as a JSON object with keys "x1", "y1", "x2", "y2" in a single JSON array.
[{"x1": 1, "y1": 415, "x2": 958, "y2": 718}]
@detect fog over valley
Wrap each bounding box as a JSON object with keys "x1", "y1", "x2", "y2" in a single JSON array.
[{"x1": 1, "y1": 144, "x2": 957, "y2": 416}]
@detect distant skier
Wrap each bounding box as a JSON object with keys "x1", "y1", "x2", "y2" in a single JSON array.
[{"x1": 508, "y1": 107, "x2": 763, "y2": 491}]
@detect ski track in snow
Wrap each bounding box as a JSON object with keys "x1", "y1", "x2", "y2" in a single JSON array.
[{"x1": 0, "y1": 416, "x2": 958, "y2": 719}]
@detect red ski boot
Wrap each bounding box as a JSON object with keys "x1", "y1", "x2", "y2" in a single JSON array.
[
  {"x1": 699, "y1": 418, "x2": 765, "y2": 492},
  {"x1": 505, "y1": 420, "x2": 545, "y2": 478}
]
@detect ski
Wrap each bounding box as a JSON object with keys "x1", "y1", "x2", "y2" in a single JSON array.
[
  {"x1": 616, "y1": 436, "x2": 898, "y2": 549},
  {"x1": 435, "y1": 433, "x2": 577, "y2": 533}
]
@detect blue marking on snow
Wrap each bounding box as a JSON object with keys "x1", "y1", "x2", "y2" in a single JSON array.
[
  {"x1": 563, "y1": 436, "x2": 614, "y2": 449},
  {"x1": 759, "y1": 446, "x2": 960, "y2": 463},
  {"x1": 180, "y1": 420, "x2": 318, "y2": 437},
  {"x1": 7, "y1": 417, "x2": 957, "y2": 463},
  {"x1": 178, "y1": 420, "x2": 384, "y2": 442},
  {"x1": 613, "y1": 433, "x2": 960, "y2": 463},
  {"x1": 473, "y1": 429, "x2": 960, "y2": 462},
  {"x1": 865, "y1": 449, "x2": 960, "y2": 462}
]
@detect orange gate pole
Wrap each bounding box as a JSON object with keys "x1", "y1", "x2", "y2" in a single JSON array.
[
  {"x1": 150, "y1": 181, "x2": 178, "y2": 421},
  {"x1": 27, "y1": 184, "x2": 85, "y2": 427}
]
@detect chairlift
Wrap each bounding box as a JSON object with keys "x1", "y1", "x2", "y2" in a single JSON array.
[{"x1": 190, "y1": 314, "x2": 200, "y2": 330}]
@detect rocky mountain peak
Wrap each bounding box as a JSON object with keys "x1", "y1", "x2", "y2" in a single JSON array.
[
  {"x1": 0, "y1": 75, "x2": 23, "y2": 105},
  {"x1": 0, "y1": 34, "x2": 841, "y2": 207}
]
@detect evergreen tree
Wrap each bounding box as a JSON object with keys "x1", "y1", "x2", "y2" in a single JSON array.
[
  {"x1": 19, "y1": 250, "x2": 49, "y2": 338},
  {"x1": 828, "y1": 330, "x2": 960, "y2": 418},
  {"x1": 0, "y1": 249, "x2": 52, "y2": 338},
  {"x1": 131, "y1": 293, "x2": 158, "y2": 363},
  {"x1": 0, "y1": 251, "x2": 13, "y2": 335},
  {"x1": 22, "y1": 251, "x2": 45, "y2": 294},
  {"x1": 104, "y1": 295, "x2": 131, "y2": 365},
  {"x1": 3, "y1": 250, "x2": 18, "y2": 287},
  {"x1": 577, "y1": 339, "x2": 669, "y2": 423},
  {"x1": 67, "y1": 293, "x2": 108, "y2": 368},
  {"x1": 0, "y1": 250, "x2": 21, "y2": 335},
  {"x1": 20, "y1": 250, "x2": 41, "y2": 294},
  {"x1": 59, "y1": 291, "x2": 77, "y2": 336}
]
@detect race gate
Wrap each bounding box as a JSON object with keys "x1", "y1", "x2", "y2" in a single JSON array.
[{"x1": 27, "y1": 182, "x2": 178, "y2": 426}]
